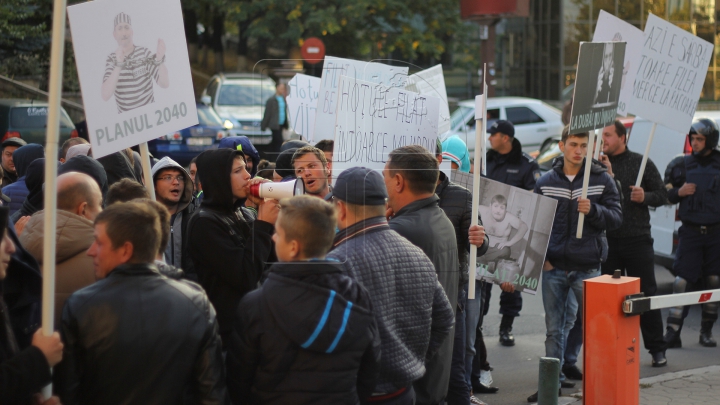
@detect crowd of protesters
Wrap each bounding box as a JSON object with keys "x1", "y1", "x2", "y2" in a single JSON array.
[{"x1": 0, "y1": 114, "x2": 718, "y2": 405}]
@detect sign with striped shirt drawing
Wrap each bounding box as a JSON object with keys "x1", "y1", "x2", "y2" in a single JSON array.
[{"x1": 68, "y1": 0, "x2": 198, "y2": 158}]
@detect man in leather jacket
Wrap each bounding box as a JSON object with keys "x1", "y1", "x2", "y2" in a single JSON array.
[{"x1": 55, "y1": 202, "x2": 228, "y2": 405}]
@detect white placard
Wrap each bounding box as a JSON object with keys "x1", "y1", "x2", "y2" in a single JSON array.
[
  {"x1": 592, "y1": 10, "x2": 644, "y2": 117},
  {"x1": 315, "y1": 56, "x2": 408, "y2": 139},
  {"x1": 67, "y1": 0, "x2": 198, "y2": 158},
  {"x1": 287, "y1": 74, "x2": 320, "y2": 142},
  {"x1": 628, "y1": 13, "x2": 713, "y2": 134},
  {"x1": 332, "y1": 76, "x2": 441, "y2": 176},
  {"x1": 405, "y1": 65, "x2": 450, "y2": 134}
]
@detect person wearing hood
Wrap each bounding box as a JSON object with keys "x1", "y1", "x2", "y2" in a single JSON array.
[
  {"x1": 527, "y1": 126, "x2": 622, "y2": 403},
  {"x1": 483, "y1": 120, "x2": 541, "y2": 348},
  {"x1": 151, "y1": 157, "x2": 195, "y2": 272},
  {"x1": 3, "y1": 145, "x2": 45, "y2": 216},
  {"x1": 0, "y1": 138, "x2": 27, "y2": 188},
  {"x1": 0, "y1": 206, "x2": 64, "y2": 405},
  {"x1": 97, "y1": 149, "x2": 143, "y2": 186},
  {"x1": 186, "y1": 148, "x2": 278, "y2": 345},
  {"x1": 58, "y1": 155, "x2": 109, "y2": 202},
  {"x1": 19, "y1": 172, "x2": 102, "y2": 327},
  {"x1": 226, "y1": 195, "x2": 380, "y2": 404},
  {"x1": 218, "y1": 136, "x2": 261, "y2": 177},
  {"x1": 10, "y1": 159, "x2": 52, "y2": 224}
]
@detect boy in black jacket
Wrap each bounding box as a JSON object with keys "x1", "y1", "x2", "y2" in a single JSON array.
[{"x1": 226, "y1": 195, "x2": 380, "y2": 405}]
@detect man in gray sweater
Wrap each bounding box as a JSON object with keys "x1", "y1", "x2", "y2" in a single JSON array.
[
  {"x1": 599, "y1": 120, "x2": 668, "y2": 367},
  {"x1": 328, "y1": 167, "x2": 454, "y2": 405}
]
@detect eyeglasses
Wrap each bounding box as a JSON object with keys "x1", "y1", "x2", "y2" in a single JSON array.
[{"x1": 158, "y1": 175, "x2": 184, "y2": 183}]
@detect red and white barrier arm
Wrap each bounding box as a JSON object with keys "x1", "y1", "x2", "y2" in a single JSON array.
[{"x1": 623, "y1": 289, "x2": 720, "y2": 315}]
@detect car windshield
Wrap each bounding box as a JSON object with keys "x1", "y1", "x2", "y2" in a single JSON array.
[
  {"x1": 197, "y1": 106, "x2": 224, "y2": 126},
  {"x1": 217, "y1": 82, "x2": 276, "y2": 106},
  {"x1": 10, "y1": 106, "x2": 74, "y2": 128},
  {"x1": 450, "y1": 106, "x2": 473, "y2": 130}
]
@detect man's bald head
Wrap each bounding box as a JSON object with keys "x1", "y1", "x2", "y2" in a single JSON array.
[{"x1": 57, "y1": 172, "x2": 103, "y2": 221}]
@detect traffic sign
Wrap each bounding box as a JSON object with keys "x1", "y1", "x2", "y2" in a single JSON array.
[{"x1": 301, "y1": 37, "x2": 325, "y2": 64}]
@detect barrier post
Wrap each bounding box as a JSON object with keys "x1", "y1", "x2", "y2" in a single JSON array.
[
  {"x1": 584, "y1": 274, "x2": 640, "y2": 405},
  {"x1": 538, "y1": 357, "x2": 560, "y2": 405}
]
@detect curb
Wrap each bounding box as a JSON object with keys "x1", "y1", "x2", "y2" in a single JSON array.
[{"x1": 639, "y1": 365, "x2": 720, "y2": 385}]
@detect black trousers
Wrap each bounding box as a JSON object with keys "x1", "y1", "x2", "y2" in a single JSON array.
[{"x1": 602, "y1": 235, "x2": 667, "y2": 354}]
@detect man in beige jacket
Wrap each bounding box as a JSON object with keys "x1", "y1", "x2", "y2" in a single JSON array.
[{"x1": 19, "y1": 172, "x2": 102, "y2": 325}]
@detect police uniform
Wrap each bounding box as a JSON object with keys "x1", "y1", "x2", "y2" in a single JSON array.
[
  {"x1": 664, "y1": 118, "x2": 720, "y2": 347},
  {"x1": 483, "y1": 121, "x2": 541, "y2": 346}
]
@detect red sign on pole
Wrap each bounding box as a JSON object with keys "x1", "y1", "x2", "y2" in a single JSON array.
[
  {"x1": 699, "y1": 293, "x2": 713, "y2": 303},
  {"x1": 301, "y1": 37, "x2": 325, "y2": 65}
]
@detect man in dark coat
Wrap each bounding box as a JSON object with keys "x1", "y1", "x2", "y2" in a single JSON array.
[
  {"x1": 186, "y1": 148, "x2": 278, "y2": 345},
  {"x1": 260, "y1": 83, "x2": 289, "y2": 161},
  {"x1": 328, "y1": 167, "x2": 455, "y2": 405},
  {"x1": 227, "y1": 196, "x2": 380, "y2": 405},
  {"x1": 3, "y1": 144, "x2": 44, "y2": 216},
  {"x1": 385, "y1": 145, "x2": 459, "y2": 405},
  {"x1": 55, "y1": 202, "x2": 228, "y2": 405},
  {"x1": 1, "y1": 138, "x2": 27, "y2": 188},
  {"x1": 0, "y1": 206, "x2": 64, "y2": 405}
]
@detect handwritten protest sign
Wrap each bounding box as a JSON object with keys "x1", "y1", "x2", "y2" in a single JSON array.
[
  {"x1": 592, "y1": 11, "x2": 643, "y2": 117},
  {"x1": 628, "y1": 13, "x2": 713, "y2": 134},
  {"x1": 452, "y1": 172, "x2": 556, "y2": 295},
  {"x1": 405, "y1": 65, "x2": 450, "y2": 134},
  {"x1": 332, "y1": 75, "x2": 440, "y2": 176},
  {"x1": 287, "y1": 74, "x2": 320, "y2": 142},
  {"x1": 315, "y1": 56, "x2": 408, "y2": 140},
  {"x1": 569, "y1": 42, "x2": 627, "y2": 134},
  {"x1": 67, "y1": 0, "x2": 197, "y2": 158}
]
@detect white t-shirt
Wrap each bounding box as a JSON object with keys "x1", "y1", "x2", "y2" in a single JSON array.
[{"x1": 566, "y1": 174, "x2": 576, "y2": 182}]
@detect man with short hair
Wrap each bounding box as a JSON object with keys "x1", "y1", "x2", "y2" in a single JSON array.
[
  {"x1": 1, "y1": 138, "x2": 27, "y2": 188},
  {"x1": 292, "y1": 146, "x2": 330, "y2": 199},
  {"x1": 3, "y1": 144, "x2": 45, "y2": 216},
  {"x1": 59, "y1": 138, "x2": 89, "y2": 163},
  {"x1": 385, "y1": 144, "x2": 459, "y2": 405},
  {"x1": 105, "y1": 178, "x2": 149, "y2": 206},
  {"x1": 260, "y1": 83, "x2": 289, "y2": 160},
  {"x1": 598, "y1": 120, "x2": 668, "y2": 367},
  {"x1": 227, "y1": 195, "x2": 379, "y2": 404},
  {"x1": 328, "y1": 167, "x2": 455, "y2": 405},
  {"x1": 55, "y1": 202, "x2": 228, "y2": 404},
  {"x1": 20, "y1": 172, "x2": 103, "y2": 326},
  {"x1": 315, "y1": 139, "x2": 334, "y2": 177},
  {"x1": 484, "y1": 119, "x2": 540, "y2": 346},
  {"x1": 528, "y1": 126, "x2": 622, "y2": 402},
  {"x1": 151, "y1": 157, "x2": 195, "y2": 271}
]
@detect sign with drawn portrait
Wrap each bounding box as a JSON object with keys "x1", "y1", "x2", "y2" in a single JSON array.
[
  {"x1": 67, "y1": 0, "x2": 198, "y2": 158},
  {"x1": 453, "y1": 172, "x2": 557, "y2": 295}
]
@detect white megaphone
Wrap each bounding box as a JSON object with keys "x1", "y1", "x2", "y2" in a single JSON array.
[{"x1": 250, "y1": 178, "x2": 305, "y2": 199}]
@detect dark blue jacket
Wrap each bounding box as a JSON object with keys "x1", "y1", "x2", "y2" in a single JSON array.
[
  {"x1": 486, "y1": 137, "x2": 540, "y2": 191},
  {"x1": 534, "y1": 158, "x2": 622, "y2": 271},
  {"x1": 218, "y1": 136, "x2": 260, "y2": 177},
  {"x1": 665, "y1": 150, "x2": 720, "y2": 225},
  {"x1": 3, "y1": 144, "x2": 44, "y2": 216}
]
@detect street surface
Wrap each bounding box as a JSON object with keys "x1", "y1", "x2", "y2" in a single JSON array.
[{"x1": 473, "y1": 264, "x2": 720, "y2": 405}]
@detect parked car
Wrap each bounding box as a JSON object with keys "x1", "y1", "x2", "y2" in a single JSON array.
[
  {"x1": 443, "y1": 97, "x2": 565, "y2": 154},
  {"x1": 200, "y1": 73, "x2": 276, "y2": 147},
  {"x1": 147, "y1": 103, "x2": 227, "y2": 166},
  {"x1": 0, "y1": 99, "x2": 77, "y2": 145}
]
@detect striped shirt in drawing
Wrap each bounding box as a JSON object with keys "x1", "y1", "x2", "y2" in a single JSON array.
[{"x1": 104, "y1": 46, "x2": 159, "y2": 113}]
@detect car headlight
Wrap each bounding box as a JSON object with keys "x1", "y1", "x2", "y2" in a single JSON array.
[{"x1": 223, "y1": 120, "x2": 234, "y2": 130}]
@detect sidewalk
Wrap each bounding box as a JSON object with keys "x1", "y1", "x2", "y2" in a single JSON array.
[{"x1": 546, "y1": 365, "x2": 720, "y2": 405}]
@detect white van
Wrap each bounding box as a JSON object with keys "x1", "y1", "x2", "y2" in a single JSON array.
[{"x1": 628, "y1": 112, "x2": 720, "y2": 270}]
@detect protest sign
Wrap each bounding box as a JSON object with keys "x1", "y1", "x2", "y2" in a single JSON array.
[
  {"x1": 315, "y1": 56, "x2": 408, "y2": 139},
  {"x1": 405, "y1": 65, "x2": 450, "y2": 134},
  {"x1": 628, "y1": 13, "x2": 713, "y2": 134},
  {"x1": 592, "y1": 10, "x2": 643, "y2": 117},
  {"x1": 287, "y1": 74, "x2": 320, "y2": 142},
  {"x1": 67, "y1": 0, "x2": 198, "y2": 158},
  {"x1": 453, "y1": 173, "x2": 557, "y2": 295},
  {"x1": 332, "y1": 75, "x2": 441, "y2": 176},
  {"x1": 569, "y1": 42, "x2": 626, "y2": 134}
]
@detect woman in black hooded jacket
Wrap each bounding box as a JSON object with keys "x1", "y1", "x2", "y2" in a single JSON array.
[{"x1": 186, "y1": 148, "x2": 278, "y2": 346}]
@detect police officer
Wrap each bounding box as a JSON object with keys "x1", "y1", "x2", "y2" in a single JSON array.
[
  {"x1": 484, "y1": 120, "x2": 541, "y2": 346},
  {"x1": 664, "y1": 117, "x2": 720, "y2": 348}
]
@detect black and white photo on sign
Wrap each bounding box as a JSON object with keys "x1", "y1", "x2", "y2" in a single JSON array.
[
  {"x1": 452, "y1": 172, "x2": 557, "y2": 295},
  {"x1": 67, "y1": 0, "x2": 198, "y2": 158},
  {"x1": 569, "y1": 42, "x2": 626, "y2": 134}
]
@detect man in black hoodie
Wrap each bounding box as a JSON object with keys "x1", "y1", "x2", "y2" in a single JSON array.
[
  {"x1": 186, "y1": 148, "x2": 278, "y2": 345},
  {"x1": 226, "y1": 195, "x2": 380, "y2": 405}
]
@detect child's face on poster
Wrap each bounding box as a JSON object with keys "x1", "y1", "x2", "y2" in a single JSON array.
[{"x1": 113, "y1": 22, "x2": 133, "y2": 47}]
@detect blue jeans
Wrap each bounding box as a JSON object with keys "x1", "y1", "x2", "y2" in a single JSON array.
[
  {"x1": 563, "y1": 293, "x2": 582, "y2": 368},
  {"x1": 542, "y1": 267, "x2": 599, "y2": 380},
  {"x1": 464, "y1": 280, "x2": 484, "y2": 389}
]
